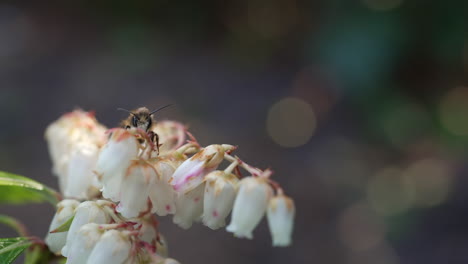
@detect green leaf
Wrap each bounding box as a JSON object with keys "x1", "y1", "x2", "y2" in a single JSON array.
[
  {"x1": 0, "y1": 215, "x2": 28, "y2": 237},
  {"x1": 0, "y1": 237, "x2": 32, "y2": 264},
  {"x1": 50, "y1": 216, "x2": 74, "y2": 233},
  {"x1": 0, "y1": 171, "x2": 60, "y2": 206}
]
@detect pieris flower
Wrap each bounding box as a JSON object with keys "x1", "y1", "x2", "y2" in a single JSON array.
[
  {"x1": 95, "y1": 128, "x2": 139, "y2": 202},
  {"x1": 116, "y1": 159, "x2": 156, "y2": 218},
  {"x1": 173, "y1": 183, "x2": 205, "y2": 229},
  {"x1": 62, "y1": 200, "x2": 111, "y2": 257},
  {"x1": 149, "y1": 158, "x2": 180, "y2": 216},
  {"x1": 138, "y1": 216, "x2": 158, "y2": 246},
  {"x1": 267, "y1": 194, "x2": 295, "y2": 247},
  {"x1": 86, "y1": 230, "x2": 132, "y2": 264},
  {"x1": 65, "y1": 223, "x2": 103, "y2": 264},
  {"x1": 45, "y1": 199, "x2": 80, "y2": 254},
  {"x1": 45, "y1": 110, "x2": 106, "y2": 195},
  {"x1": 202, "y1": 171, "x2": 239, "y2": 230},
  {"x1": 226, "y1": 177, "x2": 273, "y2": 239},
  {"x1": 65, "y1": 141, "x2": 100, "y2": 198},
  {"x1": 171, "y1": 144, "x2": 235, "y2": 194},
  {"x1": 152, "y1": 120, "x2": 186, "y2": 155}
]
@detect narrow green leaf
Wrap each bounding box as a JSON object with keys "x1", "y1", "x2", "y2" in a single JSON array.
[
  {"x1": 0, "y1": 171, "x2": 60, "y2": 206},
  {"x1": 50, "y1": 216, "x2": 74, "y2": 233},
  {"x1": 0, "y1": 215, "x2": 28, "y2": 237},
  {"x1": 0, "y1": 237, "x2": 32, "y2": 264}
]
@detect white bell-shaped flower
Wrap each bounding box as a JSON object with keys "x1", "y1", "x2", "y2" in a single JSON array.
[
  {"x1": 173, "y1": 183, "x2": 205, "y2": 229},
  {"x1": 202, "y1": 171, "x2": 239, "y2": 230},
  {"x1": 138, "y1": 215, "x2": 158, "y2": 246},
  {"x1": 226, "y1": 177, "x2": 273, "y2": 239},
  {"x1": 65, "y1": 141, "x2": 100, "y2": 198},
  {"x1": 65, "y1": 223, "x2": 103, "y2": 264},
  {"x1": 86, "y1": 229, "x2": 132, "y2": 264},
  {"x1": 151, "y1": 120, "x2": 186, "y2": 155},
  {"x1": 45, "y1": 199, "x2": 80, "y2": 254},
  {"x1": 116, "y1": 159, "x2": 155, "y2": 218},
  {"x1": 62, "y1": 200, "x2": 111, "y2": 257},
  {"x1": 45, "y1": 110, "x2": 106, "y2": 195},
  {"x1": 149, "y1": 158, "x2": 180, "y2": 216},
  {"x1": 267, "y1": 194, "x2": 295, "y2": 247},
  {"x1": 171, "y1": 144, "x2": 235, "y2": 193},
  {"x1": 95, "y1": 128, "x2": 139, "y2": 202}
]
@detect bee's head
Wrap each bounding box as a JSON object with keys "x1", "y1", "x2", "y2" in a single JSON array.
[
  {"x1": 132, "y1": 111, "x2": 152, "y2": 131},
  {"x1": 118, "y1": 105, "x2": 173, "y2": 131}
]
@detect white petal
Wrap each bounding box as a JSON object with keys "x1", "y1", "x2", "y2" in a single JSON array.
[
  {"x1": 96, "y1": 129, "x2": 138, "y2": 202},
  {"x1": 45, "y1": 199, "x2": 80, "y2": 254},
  {"x1": 173, "y1": 183, "x2": 205, "y2": 229},
  {"x1": 148, "y1": 160, "x2": 178, "y2": 216},
  {"x1": 170, "y1": 159, "x2": 207, "y2": 193},
  {"x1": 202, "y1": 171, "x2": 238, "y2": 230},
  {"x1": 62, "y1": 201, "x2": 110, "y2": 257},
  {"x1": 267, "y1": 195, "x2": 295, "y2": 247},
  {"x1": 65, "y1": 142, "x2": 99, "y2": 199},
  {"x1": 65, "y1": 223, "x2": 103, "y2": 264},
  {"x1": 87, "y1": 230, "x2": 131, "y2": 264},
  {"x1": 116, "y1": 161, "x2": 154, "y2": 218},
  {"x1": 226, "y1": 177, "x2": 273, "y2": 239}
]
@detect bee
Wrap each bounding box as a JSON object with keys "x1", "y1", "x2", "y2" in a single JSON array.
[{"x1": 118, "y1": 105, "x2": 172, "y2": 152}]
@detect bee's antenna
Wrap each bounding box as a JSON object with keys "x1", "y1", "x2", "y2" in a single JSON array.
[
  {"x1": 117, "y1": 108, "x2": 135, "y2": 116},
  {"x1": 150, "y1": 104, "x2": 173, "y2": 115}
]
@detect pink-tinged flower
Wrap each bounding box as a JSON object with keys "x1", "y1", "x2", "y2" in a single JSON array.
[
  {"x1": 95, "y1": 128, "x2": 139, "y2": 202},
  {"x1": 226, "y1": 177, "x2": 273, "y2": 239},
  {"x1": 65, "y1": 141, "x2": 100, "y2": 199},
  {"x1": 267, "y1": 194, "x2": 295, "y2": 247},
  {"x1": 116, "y1": 160, "x2": 156, "y2": 218},
  {"x1": 65, "y1": 223, "x2": 103, "y2": 264},
  {"x1": 170, "y1": 144, "x2": 235, "y2": 194},
  {"x1": 45, "y1": 110, "x2": 106, "y2": 195},
  {"x1": 149, "y1": 158, "x2": 181, "y2": 216},
  {"x1": 173, "y1": 183, "x2": 205, "y2": 229},
  {"x1": 86, "y1": 229, "x2": 132, "y2": 264},
  {"x1": 152, "y1": 120, "x2": 187, "y2": 155},
  {"x1": 62, "y1": 200, "x2": 112, "y2": 257},
  {"x1": 45, "y1": 199, "x2": 80, "y2": 254},
  {"x1": 137, "y1": 215, "x2": 158, "y2": 247},
  {"x1": 202, "y1": 171, "x2": 239, "y2": 230}
]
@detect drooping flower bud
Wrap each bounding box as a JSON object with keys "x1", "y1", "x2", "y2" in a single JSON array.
[
  {"x1": 65, "y1": 141, "x2": 100, "y2": 199},
  {"x1": 149, "y1": 158, "x2": 180, "y2": 216},
  {"x1": 45, "y1": 110, "x2": 106, "y2": 195},
  {"x1": 202, "y1": 171, "x2": 238, "y2": 230},
  {"x1": 116, "y1": 159, "x2": 156, "y2": 218},
  {"x1": 152, "y1": 120, "x2": 186, "y2": 155},
  {"x1": 267, "y1": 194, "x2": 295, "y2": 247},
  {"x1": 65, "y1": 223, "x2": 103, "y2": 264},
  {"x1": 226, "y1": 177, "x2": 273, "y2": 239},
  {"x1": 138, "y1": 215, "x2": 158, "y2": 247},
  {"x1": 62, "y1": 200, "x2": 112, "y2": 257},
  {"x1": 171, "y1": 144, "x2": 235, "y2": 193},
  {"x1": 95, "y1": 128, "x2": 139, "y2": 202},
  {"x1": 86, "y1": 229, "x2": 132, "y2": 264},
  {"x1": 45, "y1": 199, "x2": 80, "y2": 254},
  {"x1": 173, "y1": 183, "x2": 205, "y2": 229}
]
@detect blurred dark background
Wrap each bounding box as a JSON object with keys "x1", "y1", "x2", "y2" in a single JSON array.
[{"x1": 1, "y1": 0, "x2": 468, "y2": 263}]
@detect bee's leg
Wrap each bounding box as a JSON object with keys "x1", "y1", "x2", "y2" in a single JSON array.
[
  {"x1": 154, "y1": 132, "x2": 160, "y2": 154},
  {"x1": 148, "y1": 131, "x2": 160, "y2": 154}
]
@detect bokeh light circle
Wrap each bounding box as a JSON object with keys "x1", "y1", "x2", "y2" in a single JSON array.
[{"x1": 266, "y1": 97, "x2": 316, "y2": 148}]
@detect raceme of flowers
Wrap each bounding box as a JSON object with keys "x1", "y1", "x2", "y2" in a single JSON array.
[{"x1": 44, "y1": 109, "x2": 295, "y2": 264}]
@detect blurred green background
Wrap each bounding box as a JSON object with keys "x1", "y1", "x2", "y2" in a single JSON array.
[{"x1": 0, "y1": 0, "x2": 468, "y2": 263}]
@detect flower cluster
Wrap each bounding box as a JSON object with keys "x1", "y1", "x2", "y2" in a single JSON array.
[{"x1": 45, "y1": 109, "x2": 295, "y2": 263}]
